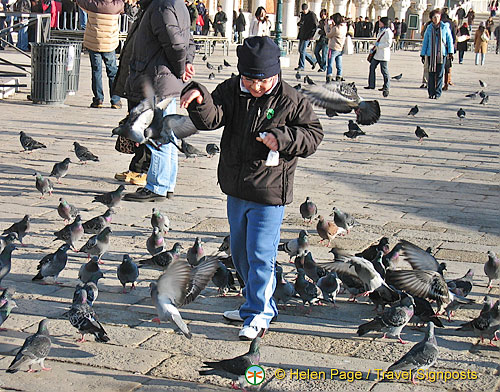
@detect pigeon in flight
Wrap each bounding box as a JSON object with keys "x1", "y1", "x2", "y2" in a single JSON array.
[
  {"x1": 408, "y1": 105, "x2": 419, "y2": 116},
  {"x1": 344, "y1": 120, "x2": 366, "y2": 140},
  {"x1": 19, "y1": 131, "x2": 46, "y2": 152},
  {"x1": 465, "y1": 91, "x2": 478, "y2": 99},
  {"x1": 415, "y1": 126, "x2": 428, "y2": 142}
]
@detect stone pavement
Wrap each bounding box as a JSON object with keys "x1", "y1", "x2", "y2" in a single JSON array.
[{"x1": 0, "y1": 45, "x2": 499, "y2": 392}]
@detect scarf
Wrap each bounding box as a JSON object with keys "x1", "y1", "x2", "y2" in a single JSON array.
[{"x1": 429, "y1": 23, "x2": 442, "y2": 72}]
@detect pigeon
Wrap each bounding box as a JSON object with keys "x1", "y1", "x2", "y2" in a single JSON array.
[
  {"x1": 223, "y1": 59, "x2": 231, "y2": 67},
  {"x1": 369, "y1": 250, "x2": 386, "y2": 280},
  {"x1": 180, "y1": 139, "x2": 206, "y2": 159},
  {"x1": 79, "y1": 227, "x2": 112, "y2": 262},
  {"x1": 327, "y1": 250, "x2": 366, "y2": 301},
  {"x1": 68, "y1": 289, "x2": 109, "y2": 342},
  {"x1": 0, "y1": 286, "x2": 15, "y2": 306},
  {"x1": 147, "y1": 227, "x2": 166, "y2": 256},
  {"x1": 206, "y1": 143, "x2": 220, "y2": 157},
  {"x1": 411, "y1": 296, "x2": 444, "y2": 328},
  {"x1": 300, "y1": 81, "x2": 381, "y2": 125},
  {"x1": 326, "y1": 107, "x2": 338, "y2": 117},
  {"x1": 294, "y1": 83, "x2": 302, "y2": 91},
  {"x1": 206, "y1": 62, "x2": 215, "y2": 70},
  {"x1": 388, "y1": 321, "x2": 439, "y2": 384},
  {"x1": 357, "y1": 293, "x2": 415, "y2": 343},
  {"x1": 49, "y1": 158, "x2": 71, "y2": 183},
  {"x1": 202, "y1": 54, "x2": 207, "y2": 61},
  {"x1": 218, "y1": 235, "x2": 231, "y2": 256},
  {"x1": 19, "y1": 131, "x2": 46, "y2": 152},
  {"x1": 400, "y1": 240, "x2": 447, "y2": 276},
  {"x1": 278, "y1": 230, "x2": 309, "y2": 260},
  {"x1": 447, "y1": 269, "x2": 474, "y2": 297},
  {"x1": 34, "y1": 172, "x2": 54, "y2": 198},
  {"x1": 82, "y1": 209, "x2": 113, "y2": 234},
  {"x1": 299, "y1": 196, "x2": 317, "y2": 223},
  {"x1": 444, "y1": 288, "x2": 475, "y2": 322},
  {"x1": 73, "y1": 282, "x2": 99, "y2": 307},
  {"x1": 298, "y1": 251, "x2": 326, "y2": 283},
  {"x1": 187, "y1": 237, "x2": 204, "y2": 267},
  {"x1": 0, "y1": 233, "x2": 17, "y2": 253},
  {"x1": 199, "y1": 331, "x2": 263, "y2": 390},
  {"x1": 304, "y1": 75, "x2": 315, "y2": 85},
  {"x1": 0, "y1": 244, "x2": 17, "y2": 290},
  {"x1": 332, "y1": 206, "x2": 357, "y2": 235},
  {"x1": 295, "y1": 71, "x2": 301, "y2": 80},
  {"x1": 457, "y1": 298, "x2": 500, "y2": 346},
  {"x1": 317, "y1": 271, "x2": 341, "y2": 305},
  {"x1": 457, "y1": 108, "x2": 466, "y2": 125},
  {"x1": 78, "y1": 257, "x2": 104, "y2": 284},
  {"x1": 415, "y1": 126, "x2": 428, "y2": 142},
  {"x1": 117, "y1": 254, "x2": 139, "y2": 293},
  {"x1": 139, "y1": 242, "x2": 183, "y2": 270},
  {"x1": 150, "y1": 256, "x2": 219, "y2": 338},
  {"x1": 344, "y1": 127, "x2": 365, "y2": 140},
  {"x1": 480, "y1": 95, "x2": 489, "y2": 105},
  {"x1": 217, "y1": 64, "x2": 223, "y2": 73},
  {"x1": 57, "y1": 198, "x2": 79, "y2": 223},
  {"x1": 93, "y1": 185, "x2": 125, "y2": 208},
  {"x1": 143, "y1": 113, "x2": 202, "y2": 149},
  {"x1": 0, "y1": 296, "x2": 17, "y2": 330},
  {"x1": 53, "y1": 215, "x2": 83, "y2": 251},
  {"x1": 73, "y1": 142, "x2": 99, "y2": 163},
  {"x1": 151, "y1": 208, "x2": 169, "y2": 234},
  {"x1": 465, "y1": 91, "x2": 478, "y2": 99},
  {"x1": 355, "y1": 237, "x2": 390, "y2": 261},
  {"x1": 408, "y1": 105, "x2": 419, "y2": 116},
  {"x1": 484, "y1": 251, "x2": 499, "y2": 288},
  {"x1": 6, "y1": 319, "x2": 51, "y2": 373},
  {"x1": 211, "y1": 261, "x2": 236, "y2": 296},
  {"x1": 479, "y1": 90, "x2": 486, "y2": 98},
  {"x1": 369, "y1": 283, "x2": 402, "y2": 312},
  {"x1": 383, "y1": 243, "x2": 403, "y2": 270},
  {"x1": 3, "y1": 215, "x2": 30, "y2": 245},
  {"x1": 391, "y1": 73, "x2": 402, "y2": 80},
  {"x1": 273, "y1": 265, "x2": 296, "y2": 307},
  {"x1": 208, "y1": 72, "x2": 215, "y2": 80},
  {"x1": 316, "y1": 215, "x2": 340, "y2": 247},
  {"x1": 32, "y1": 244, "x2": 71, "y2": 284},
  {"x1": 479, "y1": 80, "x2": 487, "y2": 88},
  {"x1": 294, "y1": 268, "x2": 322, "y2": 306}
]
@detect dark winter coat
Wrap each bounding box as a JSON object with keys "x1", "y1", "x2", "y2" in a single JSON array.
[{"x1": 297, "y1": 11, "x2": 318, "y2": 40}]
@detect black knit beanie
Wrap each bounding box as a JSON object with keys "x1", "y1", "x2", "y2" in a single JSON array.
[{"x1": 237, "y1": 36, "x2": 281, "y2": 79}]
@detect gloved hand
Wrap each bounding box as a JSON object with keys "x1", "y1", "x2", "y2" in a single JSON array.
[{"x1": 421, "y1": 55, "x2": 425, "y2": 64}]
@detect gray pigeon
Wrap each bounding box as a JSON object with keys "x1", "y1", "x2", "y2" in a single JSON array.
[
  {"x1": 150, "y1": 256, "x2": 219, "y2": 338},
  {"x1": 78, "y1": 257, "x2": 104, "y2": 284},
  {"x1": 82, "y1": 209, "x2": 113, "y2": 234},
  {"x1": 400, "y1": 240, "x2": 447, "y2": 276},
  {"x1": 3, "y1": 215, "x2": 30, "y2": 244},
  {"x1": 19, "y1": 131, "x2": 46, "y2": 152},
  {"x1": 117, "y1": 254, "x2": 139, "y2": 293},
  {"x1": 32, "y1": 244, "x2": 71, "y2": 284},
  {"x1": 180, "y1": 140, "x2": 207, "y2": 159},
  {"x1": 388, "y1": 321, "x2": 439, "y2": 384},
  {"x1": 299, "y1": 197, "x2": 317, "y2": 223},
  {"x1": 0, "y1": 244, "x2": 17, "y2": 289},
  {"x1": 151, "y1": 208, "x2": 169, "y2": 234},
  {"x1": 273, "y1": 265, "x2": 296, "y2": 307},
  {"x1": 332, "y1": 206, "x2": 357, "y2": 235},
  {"x1": 73, "y1": 141, "x2": 99, "y2": 163},
  {"x1": 218, "y1": 235, "x2": 231, "y2": 256},
  {"x1": 53, "y1": 215, "x2": 84, "y2": 251},
  {"x1": 357, "y1": 293, "x2": 415, "y2": 343},
  {"x1": 57, "y1": 198, "x2": 79, "y2": 223},
  {"x1": 139, "y1": 242, "x2": 183, "y2": 270},
  {"x1": 0, "y1": 296, "x2": 17, "y2": 330},
  {"x1": 457, "y1": 298, "x2": 500, "y2": 345},
  {"x1": 408, "y1": 105, "x2": 419, "y2": 116},
  {"x1": 278, "y1": 230, "x2": 309, "y2": 260},
  {"x1": 294, "y1": 268, "x2": 322, "y2": 306},
  {"x1": 411, "y1": 296, "x2": 444, "y2": 328},
  {"x1": 49, "y1": 158, "x2": 71, "y2": 183},
  {"x1": 68, "y1": 289, "x2": 109, "y2": 342},
  {"x1": 34, "y1": 172, "x2": 54, "y2": 198},
  {"x1": 79, "y1": 227, "x2": 112, "y2": 263},
  {"x1": 317, "y1": 271, "x2": 341, "y2": 306},
  {"x1": 93, "y1": 185, "x2": 125, "y2": 208},
  {"x1": 415, "y1": 126, "x2": 428, "y2": 142},
  {"x1": 147, "y1": 227, "x2": 166, "y2": 256},
  {"x1": 187, "y1": 237, "x2": 204, "y2": 267},
  {"x1": 206, "y1": 143, "x2": 220, "y2": 157},
  {"x1": 0, "y1": 233, "x2": 17, "y2": 253},
  {"x1": 6, "y1": 319, "x2": 51, "y2": 373},
  {"x1": 0, "y1": 287, "x2": 15, "y2": 306},
  {"x1": 457, "y1": 108, "x2": 466, "y2": 125},
  {"x1": 73, "y1": 282, "x2": 99, "y2": 307},
  {"x1": 484, "y1": 251, "x2": 499, "y2": 288},
  {"x1": 211, "y1": 261, "x2": 236, "y2": 296}
]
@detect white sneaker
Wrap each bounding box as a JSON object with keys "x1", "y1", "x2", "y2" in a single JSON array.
[
  {"x1": 239, "y1": 325, "x2": 261, "y2": 340},
  {"x1": 223, "y1": 309, "x2": 243, "y2": 322}
]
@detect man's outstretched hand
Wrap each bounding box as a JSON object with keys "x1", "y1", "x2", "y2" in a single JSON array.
[{"x1": 180, "y1": 89, "x2": 203, "y2": 109}]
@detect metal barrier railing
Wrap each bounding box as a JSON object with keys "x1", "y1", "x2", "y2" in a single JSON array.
[{"x1": 54, "y1": 11, "x2": 130, "y2": 34}]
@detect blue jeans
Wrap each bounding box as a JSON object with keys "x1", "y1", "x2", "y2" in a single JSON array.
[
  {"x1": 88, "y1": 49, "x2": 121, "y2": 105},
  {"x1": 428, "y1": 57, "x2": 445, "y2": 97},
  {"x1": 314, "y1": 40, "x2": 328, "y2": 70},
  {"x1": 145, "y1": 99, "x2": 178, "y2": 196},
  {"x1": 227, "y1": 195, "x2": 284, "y2": 330},
  {"x1": 298, "y1": 39, "x2": 316, "y2": 69},
  {"x1": 326, "y1": 49, "x2": 343, "y2": 77},
  {"x1": 475, "y1": 53, "x2": 485, "y2": 65},
  {"x1": 368, "y1": 58, "x2": 390, "y2": 90},
  {"x1": 16, "y1": 19, "x2": 28, "y2": 51},
  {"x1": 78, "y1": 7, "x2": 87, "y2": 30}
]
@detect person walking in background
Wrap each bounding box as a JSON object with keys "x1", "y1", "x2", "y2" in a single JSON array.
[
  {"x1": 466, "y1": 8, "x2": 475, "y2": 29},
  {"x1": 494, "y1": 23, "x2": 500, "y2": 53},
  {"x1": 373, "y1": 15, "x2": 380, "y2": 36},
  {"x1": 393, "y1": 17, "x2": 401, "y2": 48},
  {"x1": 456, "y1": 22, "x2": 470, "y2": 63},
  {"x1": 201, "y1": 9, "x2": 211, "y2": 35},
  {"x1": 213, "y1": 4, "x2": 226, "y2": 37},
  {"x1": 421, "y1": 9, "x2": 454, "y2": 99},
  {"x1": 490, "y1": 0, "x2": 498, "y2": 17},
  {"x1": 248, "y1": 6, "x2": 271, "y2": 37},
  {"x1": 185, "y1": 0, "x2": 198, "y2": 34},
  {"x1": 456, "y1": 5, "x2": 465, "y2": 26},
  {"x1": 325, "y1": 12, "x2": 347, "y2": 82},
  {"x1": 314, "y1": 8, "x2": 328, "y2": 72},
  {"x1": 420, "y1": 17, "x2": 432, "y2": 88},
  {"x1": 195, "y1": 0, "x2": 205, "y2": 34},
  {"x1": 354, "y1": 16, "x2": 363, "y2": 37},
  {"x1": 234, "y1": 8, "x2": 246, "y2": 43},
  {"x1": 485, "y1": 16, "x2": 494, "y2": 34},
  {"x1": 77, "y1": 0, "x2": 123, "y2": 109},
  {"x1": 295, "y1": 3, "x2": 318, "y2": 71},
  {"x1": 441, "y1": 8, "x2": 456, "y2": 91},
  {"x1": 365, "y1": 16, "x2": 393, "y2": 97},
  {"x1": 474, "y1": 22, "x2": 490, "y2": 65},
  {"x1": 398, "y1": 18, "x2": 407, "y2": 49}
]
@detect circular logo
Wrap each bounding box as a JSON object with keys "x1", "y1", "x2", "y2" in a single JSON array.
[{"x1": 245, "y1": 365, "x2": 265, "y2": 386}]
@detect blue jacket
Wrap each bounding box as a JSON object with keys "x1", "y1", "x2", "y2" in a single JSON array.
[{"x1": 421, "y1": 22, "x2": 455, "y2": 56}]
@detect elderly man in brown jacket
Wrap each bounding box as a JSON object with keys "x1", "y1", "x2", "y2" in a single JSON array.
[{"x1": 77, "y1": 0, "x2": 124, "y2": 108}]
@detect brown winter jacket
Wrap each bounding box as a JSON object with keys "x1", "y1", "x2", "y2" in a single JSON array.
[
  {"x1": 474, "y1": 28, "x2": 489, "y2": 53},
  {"x1": 182, "y1": 76, "x2": 324, "y2": 206}
]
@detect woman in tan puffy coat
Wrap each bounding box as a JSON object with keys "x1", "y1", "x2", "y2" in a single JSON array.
[{"x1": 474, "y1": 23, "x2": 490, "y2": 65}]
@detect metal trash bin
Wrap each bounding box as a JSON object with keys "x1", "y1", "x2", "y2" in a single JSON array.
[
  {"x1": 31, "y1": 42, "x2": 72, "y2": 104},
  {"x1": 50, "y1": 41, "x2": 83, "y2": 95}
]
